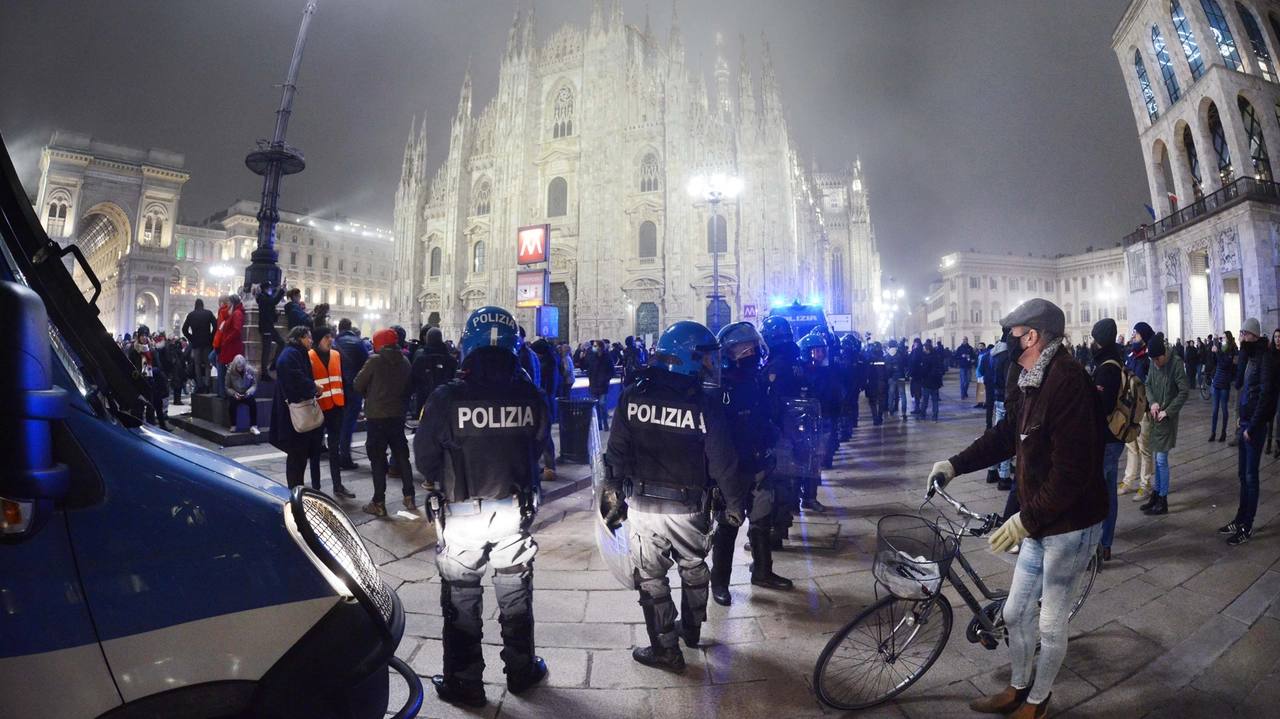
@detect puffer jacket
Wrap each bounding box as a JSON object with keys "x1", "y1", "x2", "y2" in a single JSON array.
[
  {"x1": 1214, "y1": 346, "x2": 1238, "y2": 390},
  {"x1": 1237, "y1": 342, "x2": 1279, "y2": 433}
]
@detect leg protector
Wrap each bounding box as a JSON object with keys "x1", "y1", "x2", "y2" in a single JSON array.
[
  {"x1": 710, "y1": 521, "x2": 738, "y2": 592},
  {"x1": 638, "y1": 589, "x2": 679, "y2": 650},
  {"x1": 440, "y1": 579, "x2": 485, "y2": 687},
  {"x1": 493, "y1": 567, "x2": 540, "y2": 687}
]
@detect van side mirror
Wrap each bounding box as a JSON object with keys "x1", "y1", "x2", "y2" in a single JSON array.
[{"x1": 0, "y1": 281, "x2": 70, "y2": 541}]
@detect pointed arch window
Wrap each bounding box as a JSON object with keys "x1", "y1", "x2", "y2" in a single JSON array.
[
  {"x1": 547, "y1": 177, "x2": 568, "y2": 217},
  {"x1": 639, "y1": 153, "x2": 661, "y2": 192},
  {"x1": 473, "y1": 240, "x2": 486, "y2": 273},
  {"x1": 1153, "y1": 25, "x2": 1183, "y2": 102},
  {"x1": 1183, "y1": 124, "x2": 1204, "y2": 199},
  {"x1": 1135, "y1": 51, "x2": 1160, "y2": 121},
  {"x1": 1207, "y1": 101, "x2": 1235, "y2": 183},
  {"x1": 552, "y1": 86, "x2": 574, "y2": 138},
  {"x1": 831, "y1": 248, "x2": 846, "y2": 314},
  {"x1": 706, "y1": 215, "x2": 727, "y2": 254},
  {"x1": 1238, "y1": 95, "x2": 1272, "y2": 180},
  {"x1": 429, "y1": 246, "x2": 442, "y2": 276},
  {"x1": 1200, "y1": 0, "x2": 1242, "y2": 70},
  {"x1": 473, "y1": 179, "x2": 491, "y2": 216},
  {"x1": 638, "y1": 220, "x2": 657, "y2": 258},
  {"x1": 1171, "y1": 1, "x2": 1206, "y2": 79},
  {"x1": 1236, "y1": 3, "x2": 1276, "y2": 81}
]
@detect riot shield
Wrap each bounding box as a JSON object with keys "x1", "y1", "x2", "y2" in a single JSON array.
[
  {"x1": 776, "y1": 397, "x2": 821, "y2": 480},
  {"x1": 590, "y1": 420, "x2": 637, "y2": 589}
]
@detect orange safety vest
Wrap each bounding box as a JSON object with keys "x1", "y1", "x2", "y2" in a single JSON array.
[{"x1": 309, "y1": 349, "x2": 345, "y2": 411}]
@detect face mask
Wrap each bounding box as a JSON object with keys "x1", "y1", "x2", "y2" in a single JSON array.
[
  {"x1": 1130, "y1": 340, "x2": 1144, "y2": 352},
  {"x1": 888, "y1": 347, "x2": 897, "y2": 356},
  {"x1": 1007, "y1": 334, "x2": 1027, "y2": 365}
]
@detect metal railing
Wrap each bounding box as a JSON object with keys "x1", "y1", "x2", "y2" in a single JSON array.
[{"x1": 1123, "y1": 176, "x2": 1280, "y2": 246}]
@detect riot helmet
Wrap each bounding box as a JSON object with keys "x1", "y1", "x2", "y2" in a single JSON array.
[
  {"x1": 654, "y1": 320, "x2": 723, "y2": 387},
  {"x1": 717, "y1": 321, "x2": 766, "y2": 371},
  {"x1": 460, "y1": 306, "x2": 521, "y2": 359},
  {"x1": 760, "y1": 315, "x2": 794, "y2": 348},
  {"x1": 798, "y1": 330, "x2": 829, "y2": 367}
]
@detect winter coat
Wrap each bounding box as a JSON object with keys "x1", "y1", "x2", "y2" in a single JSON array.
[
  {"x1": 182, "y1": 307, "x2": 217, "y2": 348},
  {"x1": 950, "y1": 346, "x2": 1109, "y2": 540},
  {"x1": 256, "y1": 286, "x2": 286, "y2": 333},
  {"x1": 954, "y1": 342, "x2": 975, "y2": 370},
  {"x1": 217, "y1": 303, "x2": 246, "y2": 365},
  {"x1": 353, "y1": 345, "x2": 412, "y2": 420},
  {"x1": 585, "y1": 350, "x2": 615, "y2": 395},
  {"x1": 918, "y1": 351, "x2": 945, "y2": 390},
  {"x1": 226, "y1": 355, "x2": 257, "y2": 398},
  {"x1": 410, "y1": 343, "x2": 458, "y2": 401},
  {"x1": 269, "y1": 344, "x2": 320, "y2": 451},
  {"x1": 1146, "y1": 354, "x2": 1190, "y2": 454},
  {"x1": 1237, "y1": 342, "x2": 1280, "y2": 434},
  {"x1": 334, "y1": 330, "x2": 370, "y2": 389},
  {"x1": 283, "y1": 300, "x2": 310, "y2": 330},
  {"x1": 1091, "y1": 341, "x2": 1125, "y2": 444},
  {"x1": 1213, "y1": 347, "x2": 1237, "y2": 390},
  {"x1": 864, "y1": 351, "x2": 889, "y2": 402},
  {"x1": 212, "y1": 304, "x2": 229, "y2": 351}
]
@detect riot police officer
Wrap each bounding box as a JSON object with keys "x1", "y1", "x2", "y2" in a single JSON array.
[
  {"x1": 709, "y1": 322, "x2": 793, "y2": 606},
  {"x1": 799, "y1": 330, "x2": 842, "y2": 501},
  {"x1": 413, "y1": 306, "x2": 551, "y2": 708},
  {"x1": 602, "y1": 321, "x2": 743, "y2": 671},
  {"x1": 761, "y1": 315, "x2": 811, "y2": 546},
  {"x1": 838, "y1": 334, "x2": 865, "y2": 440}
]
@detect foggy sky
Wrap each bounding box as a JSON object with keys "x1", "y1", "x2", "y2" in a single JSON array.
[{"x1": 0, "y1": 0, "x2": 1150, "y2": 298}]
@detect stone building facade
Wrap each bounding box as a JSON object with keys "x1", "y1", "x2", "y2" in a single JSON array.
[
  {"x1": 1113, "y1": 0, "x2": 1280, "y2": 339},
  {"x1": 921, "y1": 248, "x2": 1129, "y2": 347},
  {"x1": 35, "y1": 132, "x2": 395, "y2": 337},
  {"x1": 389, "y1": 2, "x2": 881, "y2": 341}
]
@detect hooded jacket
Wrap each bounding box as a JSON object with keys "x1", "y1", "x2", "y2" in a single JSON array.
[
  {"x1": 226, "y1": 354, "x2": 257, "y2": 398},
  {"x1": 354, "y1": 343, "x2": 413, "y2": 420},
  {"x1": 1146, "y1": 353, "x2": 1190, "y2": 454}
]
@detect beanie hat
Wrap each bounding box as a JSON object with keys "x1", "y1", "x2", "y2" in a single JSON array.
[
  {"x1": 1133, "y1": 321, "x2": 1155, "y2": 343},
  {"x1": 373, "y1": 328, "x2": 398, "y2": 352},
  {"x1": 1148, "y1": 333, "x2": 1166, "y2": 358},
  {"x1": 312, "y1": 325, "x2": 331, "y2": 345},
  {"x1": 1092, "y1": 318, "x2": 1117, "y2": 348},
  {"x1": 1242, "y1": 317, "x2": 1262, "y2": 337}
]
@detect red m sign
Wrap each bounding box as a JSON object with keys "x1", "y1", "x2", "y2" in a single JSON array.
[{"x1": 517, "y1": 224, "x2": 550, "y2": 265}]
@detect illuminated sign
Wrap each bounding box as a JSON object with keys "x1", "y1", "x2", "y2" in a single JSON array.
[
  {"x1": 517, "y1": 224, "x2": 550, "y2": 265},
  {"x1": 516, "y1": 269, "x2": 549, "y2": 307},
  {"x1": 537, "y1": 305, "x2": 560, "y2": 338}
]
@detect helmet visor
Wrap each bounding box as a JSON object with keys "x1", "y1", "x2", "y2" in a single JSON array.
[{"x1": 700, "y1": 347, "x2": 723, "y2": 388}]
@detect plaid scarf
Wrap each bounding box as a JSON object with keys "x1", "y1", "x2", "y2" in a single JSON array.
[{"x1": 1018, "y1": 337, "x2": 1064, "y2": 389}]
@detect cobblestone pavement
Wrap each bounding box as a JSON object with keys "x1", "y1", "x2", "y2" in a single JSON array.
[{"x1": 194, "y1": 389, "x2": 1280, "y2": 718}]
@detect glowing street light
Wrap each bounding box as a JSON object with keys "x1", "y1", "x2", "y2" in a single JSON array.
[{"x1": 689, "y1": 171, "x2": 742, "y2": 333}]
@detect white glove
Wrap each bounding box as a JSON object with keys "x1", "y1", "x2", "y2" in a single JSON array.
[
  {"x1": 989, "y1": 512, "x2": 1029, "y2": 553},
  {"x1": 927, "y1": 460, "x2": 955, "y2": 494}
]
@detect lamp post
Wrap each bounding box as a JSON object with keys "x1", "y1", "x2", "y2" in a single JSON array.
[{"x1": 688, "y1": 172, "x2": 743, "y2": 334}]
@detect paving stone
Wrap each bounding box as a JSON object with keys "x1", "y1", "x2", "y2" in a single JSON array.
[
  {"x1": 1062, "y1": 621, "x2": 1164, "y2": 690},
  {"x1": 1138, "y1": 613, "x2": 1250, "y2": 690},
  {"x1": 588, "y1": 648, "x2": 711, "y2": 688},
  {"x1": 496, "y1": 687, "x2": 652, "y2": 719},
  {"x1": 583, "y1": 589, "x2": 644, "y2": 623},
  {"x1": 536, "y1": 621, "x2": 632, "y2": 649},
  {"x1": 1222, "y1": 569, "x2": 1280, "y2": 625},
  {"x1": 1190, "y1": 616, "x2": 1280, "y2": 704}
]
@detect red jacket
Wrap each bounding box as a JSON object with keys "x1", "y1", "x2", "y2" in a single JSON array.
[
  {"x1": 212, "y1": 304, "x2": 229, "y2": 350},
  {"x1": 218, "y1": 303, "x2": 246, "y2": 365}
]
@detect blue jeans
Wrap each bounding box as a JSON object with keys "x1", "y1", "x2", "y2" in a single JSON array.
[
  {"x1": 959, "y1": 367, "x2": 972, "y2": 398},
  {"x1": 920, "y1": 388, "x2": 940, "y2": 420},
  {"x1": 211, "y1": 350, "x2": 226, "y2": 398},
  {"x1": 889, "y1": 379, "x2": 907, "y2": 414},
  {"x1": 989, "y1": 401, "x2": 1012, "y2": 478},
  {"x1": 1211, "y1": 386, "x2": 1230, "y2": 436},
  {"x1": 340, "y1": 394, "x2": 363, "y2": 464},
  {"x1": 1005, "y1": 521, "x2": 1104, "y2": 704},
  {"x1": 1153, "y1": 451, "x2": 1170, "y2": 497},
  {"x1": 1236, "y1": 427, "x2": 1266, "y2": 531},
  {"x1": 591, "y1": 390, "x2": 609, "y2": 430},
  {"x1": 1101, "y1": 442, "x2": 1124, "y2": 548}
]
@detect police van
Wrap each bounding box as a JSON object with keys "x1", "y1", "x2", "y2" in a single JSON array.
[
  {"x1": 766, "y1": 300, "x2": 828, "y2": 339},
  {"x1": 0, "y1": 137, "x2": 422, "y2": 718}
]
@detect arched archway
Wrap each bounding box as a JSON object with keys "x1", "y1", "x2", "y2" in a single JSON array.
[{"x1": 134, "y1": 290, "x2": 160, "y2": 335}]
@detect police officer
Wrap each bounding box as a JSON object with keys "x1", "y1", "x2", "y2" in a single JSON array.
[
  {"x1": 838, "y1": 333, "x2": 865, "y2": 440},
  {"x1": 413, "y1": 306, "x2": 551, "y2": 708},
  {"x1": 761, "y1": 315, "x2": 810, "y2": 546},
  {"x1": 709, "y1": 322, "x2": 793, "y2": 606},
  {"x1": 799, "y1": 330, "x2": 842, "y2": 500},
  {"x1": 602, "y1": 321, "x2": 743, "y2": 671}
]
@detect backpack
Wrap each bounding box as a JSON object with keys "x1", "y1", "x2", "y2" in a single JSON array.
[
  {"x1": 1101, "y1": 360, "x2": 1148, "y2": 443},
  {"x1": 423, "y1": 353, "x2": 453, "y2": 394}
]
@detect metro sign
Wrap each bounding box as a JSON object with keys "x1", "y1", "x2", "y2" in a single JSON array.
[{"x1": 517, "y1": 224, "x2": 551, "y2": 265}]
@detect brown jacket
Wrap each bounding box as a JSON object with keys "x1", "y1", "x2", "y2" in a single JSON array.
[{"x1": 950, "y1": 349, "x2": 1109, "y2": 539}]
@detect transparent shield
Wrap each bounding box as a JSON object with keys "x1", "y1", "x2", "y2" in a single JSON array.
[
  {"x1": 776, "y1": 398, "x2": 821, "y2": 478},
  {"x1": 590, "y1": 419, "x2": 636, "y2": 589}
]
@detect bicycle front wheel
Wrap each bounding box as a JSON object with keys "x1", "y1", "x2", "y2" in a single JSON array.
[
  {"x1": 1067, "y1": 549, "x2": 1100, "y2": 622},
  {"x1": 813, "y1": 593, "x2": 953, "y2": 710}
]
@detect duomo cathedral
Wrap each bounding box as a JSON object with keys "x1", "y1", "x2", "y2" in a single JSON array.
[{"x1": 389, "y1": 1, "x2": 881, "y2": 341}]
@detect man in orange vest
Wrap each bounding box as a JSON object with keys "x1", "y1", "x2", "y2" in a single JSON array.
[{"x1": 309, "y1": 326, "x2": 355, "y2": 499}]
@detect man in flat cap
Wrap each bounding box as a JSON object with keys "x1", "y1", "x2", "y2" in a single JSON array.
[
  {"x1": 925, "y1": 298, "x2": 1108, "y2": 719},
  {"x1": 1120, "y1": 321, "x2": 1155, "y2": 501}
]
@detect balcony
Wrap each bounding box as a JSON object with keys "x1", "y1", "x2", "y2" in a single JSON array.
[{"x1": 1123, "y1": 176, "x2": 1280, "y2": 246}]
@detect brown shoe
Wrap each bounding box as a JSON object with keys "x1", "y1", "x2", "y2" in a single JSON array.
[
  {"x1": 362, "y1": 501, "x2": 387, "y2": 517},
  {"x1": 969, "y1": 686, "x2": 1031, "y2": 714},
  {"x1": 403, "y1": 495, "x2": 417, "y2": 511},
  {"x1": 1007, "y1": 695, "x2": 1050, "y2": 719}
]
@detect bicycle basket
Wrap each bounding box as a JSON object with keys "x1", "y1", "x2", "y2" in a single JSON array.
[{"x1": 872, "y1": 514, "x2": 958, "y2": 600}]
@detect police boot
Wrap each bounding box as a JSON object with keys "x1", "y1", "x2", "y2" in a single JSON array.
[
  {"x1": 496, "y1": 573, "x2": 546, "y2": 694},
  {"x1": 679, "y1": 575, "x2": 709, "y2": 648},
  {"x1": 634, "y1": 590, "x2": 685, "y2": 672},
  {"x1": 748, "y1": 525, "x2": 794, "y2": 590},
  {"x1": 710, "y1": 523, "x2": 738, "y2": 606},
  {"x1": 437, "y1": 580, "x2": 487, "y2": 708}
]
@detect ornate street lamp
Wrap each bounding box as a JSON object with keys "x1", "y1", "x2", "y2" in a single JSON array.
[{"x1": 688, "y1": 172, "x2": 743, "y2": 333}]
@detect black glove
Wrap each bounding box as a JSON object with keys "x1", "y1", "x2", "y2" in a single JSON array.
[
  {"x1": 601, "y1": 488, "x2": 627, "y2": 532},
  {"x1": 520, "y1": 492, "x2": 537, "y2": 531},
  {"x1": 724, "y1": 507, "x2": 744, "y2": 528}
]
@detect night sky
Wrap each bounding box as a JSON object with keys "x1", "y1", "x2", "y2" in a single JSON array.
[{"x1": 0, "y1": 0, "x2": 1150, "y2": 298}]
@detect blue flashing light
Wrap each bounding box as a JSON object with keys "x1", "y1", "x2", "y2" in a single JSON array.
[
  {"x1": 807, "y1": 295, "x2": 822, "y2": 306},
  {"x1": 770, "y1": 296, "x2": 787, "y2": 308}
]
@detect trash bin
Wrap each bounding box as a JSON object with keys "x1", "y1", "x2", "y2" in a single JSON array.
[{"x1": 557, "y1": 397, "x2": 597, "y2": 464}]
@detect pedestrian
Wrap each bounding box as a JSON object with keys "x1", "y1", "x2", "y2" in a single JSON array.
[
  {"x1": 217, "y1": 294, "x2": 246, "y2": 400},
  {"x1": 908, "y1": 338, "x2": 924, "y2": 414},
  {"x1": 1268, "y1": 328, "x2": 1280, "y2": 455},
  {"x1": 918, "y1": 339, "x2": 944, "y2": 422},
  {"x1": 603, "y1": 320, "x2": 744, "y2": 672},
  {"x1": 930, "y1": 298, "x2": 1107, "y2": 719},
  {"x1": 311, "y1": 302, "x2": 331, "y2": 330},
  {"x1": 410, "y1": 326, "x2": 458, "y2": 417},
  {"x1": 128, "y1": 327, "x2": 169, "y2": 430},
  {"x1": 585, "y1": 339, "x2": 614, "y2": 430},
  {"x1": 864, "y1": 341, "x2": 889, "y2": 426},
  {"x1": 529, "y1": 337, "x2": 561, "y2": 480},
  {"x1": 307, "y1": 326, "x2": 353, "y2": 499},
  {"x1": 984, "y1": 332, "x2": 1013, "y2": 490},
  {"x1": 356, "y1": 327, "x2": 416, "y2": 517},
  {"x1": 1120, "y1": 321, "x2": 1155, "y2": 501},
  {"x1": 1210, "y1": 331, "x2": 1237, "y2": 442},
  {"x1": 283, "y1": 287, "x2": 310, "y2": 330},
  {"x1": 255, "y1": 283, "x2": 287, "y2": 376},
  {"x1": 181, "y1": 298, "x2": 217, "y2": 394},
  {"x1": 974, "y1": 341, "x2": 990, "y2": 409},
  {"x1": 413, "y1": 306, "x2": 550, "y2": 708},
  {"x1": 211, "y1": 295, "x2": 230, "y2": 397},
  {"x1": 269, "y1": 326, "x2": 322, "y2": 489},
  {"x1": 710, "y1": 322, "x2": 791, "y2": 607},
  {"x1": 621, "y1": 335, "x2": 645, "y2": 386},
  {"x1": 955, "y1": 336, "x2": 976, "y2": 400},
  {"x1": 158, "y1": 331, "x2": 186, "y2": 406},
  {"x1": 333, "y1": 318, "x2": 370, "y2": 470},
  {"x1": 886, "y1": 339, "x2": 908, "y2": 418},
  {"x1": 225, "y1": 354, "x2": 261, "y2": 436},
  {"x1": 1141, "y1": 333, "x2": 1189, "y2": 516},
  {"x1": 559, "y1": 343, "x2": 575, "y2": 399},
  {"x1": 1090, "y1": 318, "x2": 1127, "y2": 561},
  {"x1": 1185, "y1": 337, "x2": 1200, "y2": 389},
  {"x1": 1222, "y1": 318, "x2": 1278, "y2": 545}
]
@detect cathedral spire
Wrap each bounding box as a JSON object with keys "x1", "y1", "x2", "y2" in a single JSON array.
[
  {"x1": 714, "y1": 32, "x2": 733, "y2": 124},
  {"x1": 590, "y1": 0, "x2": 604, "y2": 35},
  {"x1": 737, "y1": 33, "x2": 756, "y2": 125},
  {"x1": 522, "y1": 2, "x2": 537, "y2": 52},
  {"x1": 609, "y1": 0, "x2": 623, "y2": 33},
  {"x1": 457, "y1": 60, "x2": 472, "y2": 119},
  {"x1": 507, "y1": 3, "x2": 522, "y2": 59},
  {"x1": 695, "y1": 53, "x2": 708, "y2": 112},
  {"x1": 668, "y1": 1, "x2": 683, "y2": 64},
  {"x1": 644, "y1": 5, "x2": 651, "y2": 36},
  {"x1": 761, "y1": 32, "x2": 782, "y2": 122}
]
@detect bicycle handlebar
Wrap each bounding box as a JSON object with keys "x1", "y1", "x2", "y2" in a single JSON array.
[{"x1": 927, "y1": 477, "x2": 1002, "y2": 535}]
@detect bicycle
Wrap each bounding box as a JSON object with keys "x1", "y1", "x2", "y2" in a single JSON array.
[
  {"x1": 812, "y1": 479, "x2": 1098, "y2": 711},
  {"x1": 1199, "y1": 382, "x2": 1212, "y2": 401}
]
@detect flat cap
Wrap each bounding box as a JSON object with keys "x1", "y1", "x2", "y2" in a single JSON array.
[{"x1": 999, "y1": 298, "x2": 1065, "y2": 337}]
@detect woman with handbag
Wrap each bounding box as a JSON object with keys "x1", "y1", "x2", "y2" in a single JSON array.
[{"x1": 270, "y1": 326, "x2": 324, "y2": 488}]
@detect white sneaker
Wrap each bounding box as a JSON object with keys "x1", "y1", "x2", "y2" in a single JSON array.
[
  {"x1": 1117, "y1": 481, "x2": 1134, "y2": 496},
  {"x1": 1131, "y1": 487, "x2": 1147, "y2": 502},
  {"x1": 249, "y1": 427, "x2": 261, "y2": 436}
]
